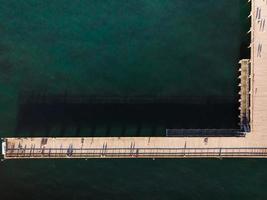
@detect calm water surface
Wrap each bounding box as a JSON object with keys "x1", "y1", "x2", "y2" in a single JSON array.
[{"x1": 0, "y1": 0, "x2": 249, "y2": 135}]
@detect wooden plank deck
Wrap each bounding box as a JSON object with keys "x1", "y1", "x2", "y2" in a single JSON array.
[{"x1": 2, "y1": 0, "x2": 267, "y2": 159}]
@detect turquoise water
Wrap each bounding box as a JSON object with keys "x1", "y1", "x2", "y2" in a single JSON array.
[
  {"x1": 1, "y1": 1, "x2": 265, "y2": 200},
  {"x1": 0, "y1": 0, "x2": 249, "y2": 135}
]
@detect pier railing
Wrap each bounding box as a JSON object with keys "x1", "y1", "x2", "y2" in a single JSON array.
[
  {"x1": 166, "y1": 129, "x2": 245, "y2": 137},
  {"x1": 4, "y1": 146, "x2": 267, "y2": 159}
]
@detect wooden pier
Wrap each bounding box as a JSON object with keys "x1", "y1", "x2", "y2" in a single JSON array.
[{"x1": 1, "y1": 0, "x2": 267, "y2": 159}]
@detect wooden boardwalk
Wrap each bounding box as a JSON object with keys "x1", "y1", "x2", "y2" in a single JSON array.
[{"x1": 2, "y1": 0, "x2": 267, "y2": 159}]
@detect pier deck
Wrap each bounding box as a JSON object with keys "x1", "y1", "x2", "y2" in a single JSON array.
[{"x1": 2, "y1": 0, "x2": 267, "y2": 159}]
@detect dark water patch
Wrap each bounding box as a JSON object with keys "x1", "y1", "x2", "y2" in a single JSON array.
[
  {"x1": 239, "y1": 0, "x2": 251, "y2": 59},
  {"x1": 15, "y1": 93, "x2": 239, "y2": 137},
  {"x1": 0, "y1": 58, "x2": 14, "y2": 82},
  {"x1": 0, "y1": 58, "x2": 12, "y2": 73},
  {"x1": 1, "y1": 159, "x2": 267, "y2": 200},
  {"x1": 0, "y1": 42, "x2": 9, "y2": 55}
]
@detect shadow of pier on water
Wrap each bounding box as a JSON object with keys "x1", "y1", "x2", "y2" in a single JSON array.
[{"x1": 14, "y1": 92, "x2": 239, "y2": 137}]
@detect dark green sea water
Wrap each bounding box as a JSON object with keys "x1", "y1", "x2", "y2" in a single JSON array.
[
  {"x1": 1, "y1": 159, "x2": 267, "y2": 200},
  {"x1": 1, "y1": 1, "x2": 265, "y2": 200},
  {"x1": 0, "y1": 0, "x2": 249, "y2": 136}
]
